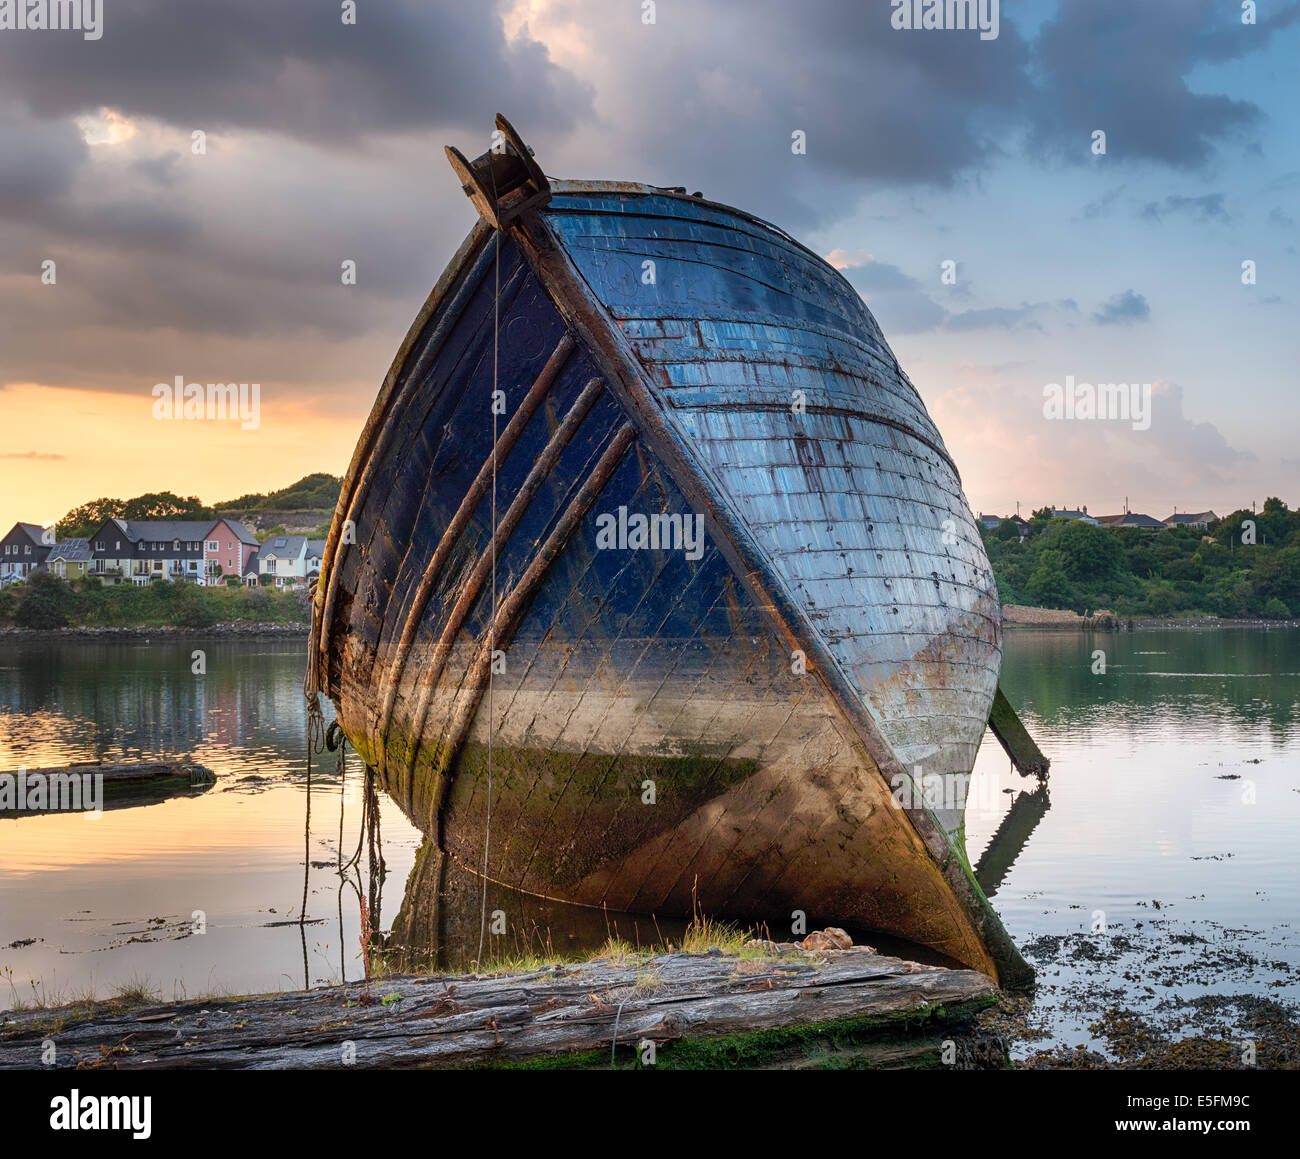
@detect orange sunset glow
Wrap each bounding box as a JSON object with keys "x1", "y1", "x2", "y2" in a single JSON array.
[{"x1": 0, "y1": 383, "x2": 365, "y2": 532}]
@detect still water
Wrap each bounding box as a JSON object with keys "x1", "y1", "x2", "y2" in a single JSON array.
[{"x1": 1, "y1": 630, "x2": 1296, "y2": 1058}]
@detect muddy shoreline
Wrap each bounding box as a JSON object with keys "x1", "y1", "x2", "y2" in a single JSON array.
[{"x1": 1001, "y1": 605, "x2": 1297, "y2": 632}]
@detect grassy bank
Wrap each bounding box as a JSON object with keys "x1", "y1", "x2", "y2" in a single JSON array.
[{"x1": 0, "y1": 572, "x2": 308, "y2": 630}]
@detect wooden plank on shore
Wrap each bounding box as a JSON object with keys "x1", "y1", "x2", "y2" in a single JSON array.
[{"x1": 0, "y1": 948, "x2": 1001, "y2": 1070}]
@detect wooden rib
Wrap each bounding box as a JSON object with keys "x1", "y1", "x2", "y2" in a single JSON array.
[
  {"x1": 376, "y1": 333, "x2": 576, "y2": 742},
  {"x1": 315, "y1": 224, "x2": 496, "y2": 688},
  {"x1": 433, "y1": 422, "x2": 638, "y2": 845},
  {"x1": 397, "y1": 375, "x2": 607, "y2": 782}
]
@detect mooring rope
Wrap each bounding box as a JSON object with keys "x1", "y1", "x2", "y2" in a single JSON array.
[{"x1": 477, "y1": 162, "x2": 502, "y2": 970}]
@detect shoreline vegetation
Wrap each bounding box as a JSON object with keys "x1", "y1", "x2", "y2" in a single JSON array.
[
  {"x1": 0, "y1": 590, "x2": 1290, "y2": 639},
  {"x1": 0, "y1": 574, "x2": 309, "y2": 633},
  {"x1": 983, "y1": 499, "x2": 1300, "y2": 621},
  {"x1": 2, "y1": 493, "x2": 1296, "y2": 635}
]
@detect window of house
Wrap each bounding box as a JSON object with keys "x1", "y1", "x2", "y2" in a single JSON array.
[{"x1": 206, "y1": 540, "x2": 218, "y2": 552}]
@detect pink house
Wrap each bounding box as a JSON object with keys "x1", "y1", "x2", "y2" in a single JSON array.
[{"x1": 203, "y1": 519, "x2": 260, "y2": 584}]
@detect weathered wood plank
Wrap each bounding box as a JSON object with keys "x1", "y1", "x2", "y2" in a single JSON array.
[
  {"x1": 0, "y1": 948, "x2": 999, "y2": 1070},
  {"x1": 0, "y1": 762, "x2": 214, "y2": 816},
  {"x1": 988, "y1": 686, "x2": 1051, "y2": 777}
]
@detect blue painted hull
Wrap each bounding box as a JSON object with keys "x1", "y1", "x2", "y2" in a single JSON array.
[{"x1": 313, "y1": 180, "x2": 1028, "y2": 984}]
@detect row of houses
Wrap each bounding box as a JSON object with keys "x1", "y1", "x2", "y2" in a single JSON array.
[
  {"x1": 0, "y1": 518, "x2": 325, "y2": 588},
  {"x1": 978, "y1": 506, "x2": 1220, "y2": 535}
]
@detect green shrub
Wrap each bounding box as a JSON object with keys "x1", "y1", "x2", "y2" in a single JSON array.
[{"x1": 15, "y1": 572, "x2": 75, "y2": 629}]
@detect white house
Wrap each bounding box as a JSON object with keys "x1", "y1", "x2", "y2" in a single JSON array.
[{"x1": 258, "y1": 535, "x2": 308, "y2": 586}]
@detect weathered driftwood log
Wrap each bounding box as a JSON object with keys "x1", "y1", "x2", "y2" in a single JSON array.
[
  {"x1": 0, "y1": 948, "x2": 1002, "y2": 1070},
  {"x1": 0, "y1": 762, "x2": 215, "y2": 816}
]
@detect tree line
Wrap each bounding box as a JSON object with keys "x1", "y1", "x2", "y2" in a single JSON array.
[
  {"x1": 984, "y1": 498, "x2": 1300, "y2": 618},
  {"x1": 54, "y1": 474, "x2": 342, "y2": 539}
]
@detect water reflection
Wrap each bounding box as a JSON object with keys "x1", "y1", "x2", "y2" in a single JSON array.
[
  {"x1": 996, "y1": 627, "x2": 1300, "y2": 742},
  {"x1": 974, "y1": 782, "x2": 1050, "y2": 899},
  {"x1": 1, "y1": 628, "x2": 1297, "y2": 1051},
  {"x1": 0, "y1": 639, "x2": 320, "y2": 770}
]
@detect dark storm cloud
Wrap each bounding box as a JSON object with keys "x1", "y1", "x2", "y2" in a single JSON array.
[
  {"x1": 1029, "y1": 0, "x2": 1300, "y2": 167},
  {"x1": 547, "y1": 0, "x2": 1036, "y2": 230},
  {"x1": 1093, "y1": 290, "x2": 1151, "y2": 326},
  {"x1": 0, "y1": 0, "x2": 591, "y2": 143},
  {"x1": 0, "y1": 0, "x2": 1293, "y2": 398},
  {"x1": 0, "y1": 108, "x2": 85, "y2": 216}
]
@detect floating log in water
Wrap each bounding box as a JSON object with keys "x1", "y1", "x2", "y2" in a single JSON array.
[
  {"x1": 0, "y1": 761, "x2": 215, "y2": 816},
  {"x1": 0, "y1": 947, "x2": 1003, "y2": 1070}
]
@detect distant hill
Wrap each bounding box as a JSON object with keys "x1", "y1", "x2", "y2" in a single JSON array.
[
  {"x1": 214, "y1": 473, "x2": 342, "y2": 539},
  {"x1": 54, "y1": 474, "x2": 343, "y2": 541},
  {"x1": 214, "y1": 473, "x2": 341, "y2": 514}
]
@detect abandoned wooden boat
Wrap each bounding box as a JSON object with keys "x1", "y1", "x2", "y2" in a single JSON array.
[{"x1": 311, "y1": 116, "x2": 1035, "y2": 986}]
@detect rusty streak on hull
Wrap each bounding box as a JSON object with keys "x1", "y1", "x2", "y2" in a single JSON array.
[{"x1": 313, "y1": 126, "x2": 1032, "y2": 987}]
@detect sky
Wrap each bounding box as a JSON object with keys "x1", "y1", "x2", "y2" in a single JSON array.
[{"x1": 0, "y1": 0, "x2": 1297, "y2": 535}]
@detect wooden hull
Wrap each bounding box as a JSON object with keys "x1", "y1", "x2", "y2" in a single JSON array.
[{"x1": 313, "y1": 177, "x2": 1030, "y2": 985}]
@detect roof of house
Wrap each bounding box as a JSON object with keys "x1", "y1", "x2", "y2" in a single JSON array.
[
  {"x1": 260, "y1": 535, "x2": 307, "y2": 559},
  {"x1": 1051, "y1": 508, "x2": 1092, "y2": 520},
  {"x1": 242, "y1": 550, "x2": 260, "y2": 575},
  {"x1": 1163, "y1": 511, "x2": 1218, "y2": 525},
  {"x1": 47, "y1": 538, "x2": 92, "y2": 562},
  {"x1": 306, "y1": 539, "x2": 327, "y2": 558},
  {"x1": 98, "y1": 520, "x2": 216, "y2": 542},
  {"x1": 17, "y1": 522, "x2": 50, "y2": 543},
  {"x1": 1097, "y1": 512, "x2": 1166, "y2": 529},
  {"x1": 214, "y1": 518, "x2": 260, "y2": 545}
]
